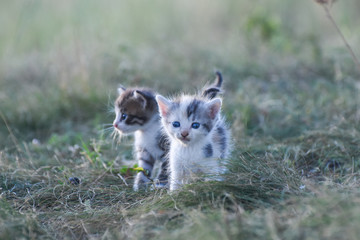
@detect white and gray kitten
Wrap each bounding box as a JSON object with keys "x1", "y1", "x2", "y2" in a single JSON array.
[{"x1": 156, "y1": 80, "x2": 231, "y2": 191}]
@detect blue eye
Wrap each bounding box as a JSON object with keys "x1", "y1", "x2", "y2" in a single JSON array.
[
  {"x1": 121, "y1": 113, "x2": 127, "y2": 121},
  {"x1": 172, "y1": 121, "x2": 180, "y2": 128},
  {"x1": 191, "y1": 122, "x2": 200, "y2": 129}
]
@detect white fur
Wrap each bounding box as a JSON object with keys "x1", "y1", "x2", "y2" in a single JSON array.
[
  {"x1": 168, "y1": 135, "x2": 225, "y2": 191},
  {"x1": 134, "y1": 116, "x2": 163, "y2": 159}
]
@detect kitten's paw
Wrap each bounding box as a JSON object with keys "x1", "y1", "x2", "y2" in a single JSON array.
[
  {"x1": 205, "y1": 175, "x2": 224, "y2": 182},
  {"x1": 133, "y1": 172, "x2": 151, "y2": 191},
  {"x1": 151, "y1": 179, "x2": 168, "y2": 190}
]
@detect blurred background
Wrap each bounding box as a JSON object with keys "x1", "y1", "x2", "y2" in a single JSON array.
[
  {"x1": 2, "y1": 2, "x2": 360, "y2": 238},
  {"x1": 1, "y1": 0, "x2": 360, "y2": 146}
]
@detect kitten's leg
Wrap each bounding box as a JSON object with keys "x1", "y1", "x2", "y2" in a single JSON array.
[
  {"x1": 133, "y1": 148, "x2": 155, "y2": 191},
  {"x1": 169, "y1": 169, "x2": 183, "y2": 192},
  {"x1": 155, "y1": 158, "x2": 169, "y2": 188},
  {"x1": 204, "y1": 160, "x2": 226, "y2": 182}
]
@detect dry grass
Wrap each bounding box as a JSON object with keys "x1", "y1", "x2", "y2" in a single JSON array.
[{"x1": 1, "y1": 0, "x2": 360, "y2": 239}]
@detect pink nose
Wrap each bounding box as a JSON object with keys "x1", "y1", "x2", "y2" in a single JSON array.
[
  {"x1": 114, "y1": 123, "x2": 118, "y2": 128},
  {"x1": 181, "y1": 131, "x2": 189, "y2": 138}
]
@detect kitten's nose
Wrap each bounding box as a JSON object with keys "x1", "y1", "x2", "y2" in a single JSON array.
[
  {"x1": 113, "y1": 123, "x2": 118, "y2": 128},
  {"x1": 181, "y1": 131, "x2": 189, "y2": 138}
]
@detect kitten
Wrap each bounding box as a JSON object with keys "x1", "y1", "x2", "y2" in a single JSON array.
[
  {"x1": 113, "y1": 72, "x2": 224, "y2": 191},
  {"x1": 113, "y1": 87, "x2": 169, "y2": 191},
  {"x1": 156, "y1": 82, "x2": 230, "y2": 191}
]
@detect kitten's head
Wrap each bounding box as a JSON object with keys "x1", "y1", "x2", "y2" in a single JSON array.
[
  {"x1": 113, "y1": 87, "x2": 158, "y2": 134},
  {"x1": 156, "y1": 95, "x2": 222, "y2": 145}
]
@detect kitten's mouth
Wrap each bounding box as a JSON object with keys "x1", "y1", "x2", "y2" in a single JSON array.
[{"x1": 178, "y1": 137, "x2": 191, "y2": 143}]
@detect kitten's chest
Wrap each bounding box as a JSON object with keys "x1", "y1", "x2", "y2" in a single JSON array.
[
  {"x1": 170, "y1": 142, "x2": 210, "y2": 168},
  {"x1": 134, "y1": 125, "x2": 163, "y2": 158},
  {"x1": 172, "y1": 145, "x2": 202, "y2": 160}
]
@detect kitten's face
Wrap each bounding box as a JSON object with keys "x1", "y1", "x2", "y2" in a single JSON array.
[
  {"x1": 113, "y1": 88, "x2": 157, "y2": 134},
  {"x1": 156, "y1": 95, "x2": 221, "y2": 145}
]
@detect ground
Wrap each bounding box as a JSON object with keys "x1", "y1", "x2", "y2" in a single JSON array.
[{"x1": 1, "y1": 1, "x2": 360, "y2": 239}]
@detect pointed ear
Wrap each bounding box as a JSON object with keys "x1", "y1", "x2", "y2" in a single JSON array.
[
  {"x1": 206, "y1": 98, "x2": 222, "y2": 119},
  {"x1": 134, "y1": 90, "x2": 147, "y2": 109},
  {"x1": 156, "y1": 95, "x2": 171, "y2": 117},
  {"x1": 117, "y1": 86, "x2": 126, "y2": 95}
]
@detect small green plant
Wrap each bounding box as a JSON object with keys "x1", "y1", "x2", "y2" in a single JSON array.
[
  {"x1": 245, "y1": 10, "x2": 280, "y2": 42},
  {"x1": 80, "y1": 137, "x2": 112, "y2": 169},
  {"x1": 119, "y1": 164, "x2": 150, "y2": 178}
]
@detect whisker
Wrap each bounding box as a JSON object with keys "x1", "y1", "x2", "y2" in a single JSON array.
[
  {"x1": 102, "y1": 126, "x2": 115, "y2": 131},
  {"x1": 100, "y1": 129, "x2": 115, "y2": 136},
  {"x1": 97, "y1": 125, "x2": 116, "y2": 138},
  {"x1": 109, "y1": 129, "x2": 123, "y2": 144}
]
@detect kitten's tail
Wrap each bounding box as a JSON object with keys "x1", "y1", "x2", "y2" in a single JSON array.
[{"x1": 202, "y1": 71, "x2": 223, "y2": 100}]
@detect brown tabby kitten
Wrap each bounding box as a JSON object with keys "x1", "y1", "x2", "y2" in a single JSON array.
[{"x1": 113, "y1": 88, "x2": 168, "y2": 191}]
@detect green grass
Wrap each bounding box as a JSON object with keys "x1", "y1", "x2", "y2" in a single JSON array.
[{"x1": 1, "y1": 0, "x2": 360, "y2": 239}]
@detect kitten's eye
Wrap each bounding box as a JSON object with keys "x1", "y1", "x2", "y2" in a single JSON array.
[
  {"x1": 121, "y1": 113, "x2": 128, "y2": 121},
  {"x1": 191, "y1": 122, "x2": 200, "y2": 129},
  {"x1": 172, "y1": 121, "x2": 180, "y2": 128}
]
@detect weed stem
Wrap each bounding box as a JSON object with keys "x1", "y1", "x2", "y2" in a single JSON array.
[
  {"x1": 323, "y1": 5, "x2": 360, "y2": 72},
  {"x1": 0, "y1": 110, "x2": 22, "y2": 152}
]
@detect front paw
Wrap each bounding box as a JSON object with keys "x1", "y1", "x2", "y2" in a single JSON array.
[
  {"x1": 152, "y1": 179, "x2": 168, "y2": 190},
  {"x1": 133, "y1": 172, "x2": 151, "y2": 191},
  {"x1": 153, "y1": 172, "x2": 168, "y2": 189}
]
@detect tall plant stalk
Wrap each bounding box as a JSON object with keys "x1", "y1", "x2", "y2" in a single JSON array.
[{"x1": 315, "y1": 0, "x2": 360, "y2": 72}]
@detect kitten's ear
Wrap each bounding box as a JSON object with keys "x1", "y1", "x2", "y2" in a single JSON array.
[
  {"x1": 134, "y1": 90, "x2": 147, "y2": 109},
  {"x1": 156, "y1": 95, "x2": 171, "y2": 117},
  {"x1": 206, "y1": 98, "x2": 222, "y2": 119},
  {"x1": 117, "y1": 86, "x2": 126, "y2": 95}
]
